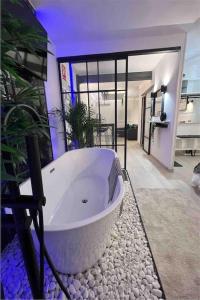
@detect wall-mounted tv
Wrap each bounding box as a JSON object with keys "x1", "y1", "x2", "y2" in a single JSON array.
[{"x1": 3, "y1": 0, "x2": 47, "y2": 81}]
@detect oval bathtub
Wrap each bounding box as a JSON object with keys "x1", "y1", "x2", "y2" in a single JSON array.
[{"x1": 20, "y1": 147, "x2": 124, "y2": 274}]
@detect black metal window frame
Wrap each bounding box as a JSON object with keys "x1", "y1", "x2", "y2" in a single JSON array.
[
  {"x1": 142, "y1": 94, "x2": 153, "y2": 155},
  {"x1": 141, "y1": 96, "x2": 146, "y2": 147},
  {"x1": 57, "y1": 56, "x2": 128, "y2": 168},
  {"x1": 57, "y1": 46, "x2": 181, "y2": 169}
]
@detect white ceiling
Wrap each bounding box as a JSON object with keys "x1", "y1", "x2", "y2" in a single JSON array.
[
  {"x1": 30, "y1": 0, "x2": 200, "y2": 56},
  {"x1": 128, "y1": 54, "x2": 166, "y2": 72}
]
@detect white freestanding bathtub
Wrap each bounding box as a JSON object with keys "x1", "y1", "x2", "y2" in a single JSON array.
[{"x1": 20, "y1": 147, "x2": 124, "y2": 274}]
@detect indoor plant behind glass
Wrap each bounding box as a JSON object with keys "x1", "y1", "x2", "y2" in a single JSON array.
[{"x1": 56, "y1": 101, "x2": 100, "y2": 149}]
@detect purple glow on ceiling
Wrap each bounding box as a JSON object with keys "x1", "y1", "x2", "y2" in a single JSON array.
[{"x1": 35, "y1": 7, "x2": 79, "y2": 56}]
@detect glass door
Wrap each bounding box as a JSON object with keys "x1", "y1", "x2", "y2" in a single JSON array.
[
  {"x1": 143, "y1": 92, "x2": 152, "y2": 154},
  {"x1": 59, "y1": 57, "x2": 128, "y2": 169},
  {"x1": 115, "y1": 59, "x2": 127, "y2": 169},
  {"x1": 97, "y1": 60, "x2": 116, "y2": 149}
]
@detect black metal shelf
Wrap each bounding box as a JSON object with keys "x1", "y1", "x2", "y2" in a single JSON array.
[{"x1": 150, "y1": 121, "x2": 169, "y2": 128}]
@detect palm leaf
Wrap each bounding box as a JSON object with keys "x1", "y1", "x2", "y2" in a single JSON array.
[
  {"x1": 55, "y1": 101, "x2": 99, "y2": 148},
  {"x1": 1, "y1": 0, "x2": 52, "y2": 183}
]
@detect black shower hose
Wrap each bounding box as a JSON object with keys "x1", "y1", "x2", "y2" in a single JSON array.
[{"x1": 31, "y1": 208, "x2": 71, "y2": 300}]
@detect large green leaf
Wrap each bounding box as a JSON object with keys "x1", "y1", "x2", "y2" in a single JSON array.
[
  {"x1": 1, "y1": 0, "x2": 52, "y2": 185},
  {"x1": 55, "y1": 101, "x2": 99, "y2": 148}
]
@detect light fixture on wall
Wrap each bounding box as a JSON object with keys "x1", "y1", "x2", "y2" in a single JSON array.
[
  {"x1": 151, "y1": 92, "x2": 157, "y2": 98},
  {"x1": 186, "y1": 97, "x2": 194, "y2": 113},
  {"x1": 161, "y1": 85, "x2": 167, "y2": 93},
  {"x1": 187, "y1": 98, "x2": 194, "y2": 104}
]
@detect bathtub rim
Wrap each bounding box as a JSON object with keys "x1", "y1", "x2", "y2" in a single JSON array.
[{"x1": 20, "y1": 147, "x2": 124, "y2": 232}]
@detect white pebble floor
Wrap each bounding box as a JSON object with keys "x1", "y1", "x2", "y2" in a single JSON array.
[{"x1": 1, "y1": 182, "x2": 164, "y2": 300}]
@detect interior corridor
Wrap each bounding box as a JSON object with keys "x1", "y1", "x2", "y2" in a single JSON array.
[
  {"x1": 118, "y1": 141, "x2": 200, "y2": 300},
  {"x1": 121, "y1": 141, "x2": 199, "y2": 193}
]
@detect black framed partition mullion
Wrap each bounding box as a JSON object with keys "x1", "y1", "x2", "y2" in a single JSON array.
[
  {"x1": 124, "y1": 57, "x2": 128, "y2": 169},
  {"x1": 97, "y1": 61, "x2": 101, "y2": 147},
  {"x1": 114, "y1": 59, "x2": 117, "y2": 152},
  {"x1": 57, "y1": 63, "x2": 68, "y2": 151},
  {"x1": 141, "y1": 96, "x2": 146, "y2": 146},
  {"x1": 142, "y1": 93, "x2": 153, "y2": 155},
  {"x1": 86, "y1": 62, "x2": 90, "y2": 114},
  {"x1": 58, "y1": 47, "x2": 180, "y2": 64}
]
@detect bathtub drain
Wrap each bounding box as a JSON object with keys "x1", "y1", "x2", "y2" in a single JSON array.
[{"x1": 82, "y1": 199, "x2": 88, "y2": 204}]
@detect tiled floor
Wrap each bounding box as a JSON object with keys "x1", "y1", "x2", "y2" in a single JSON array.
[
  {"x1": 119, "y1": 141, "x2": 199, "y2": 194},
  {"x1": 118, "y1": 141, "x2": 200, "y2": 300}
]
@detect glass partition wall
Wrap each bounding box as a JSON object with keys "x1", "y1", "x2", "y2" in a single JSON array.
[
  {"x1": 58, "y1": 58, "x2": 128, "y2": 169},
  {"x1": 58, "y1": 47, "x2": 180, "y2": 169}
]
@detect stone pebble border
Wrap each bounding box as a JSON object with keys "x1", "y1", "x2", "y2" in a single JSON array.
[{"x1": 1, "y1": 182, "x2": 164, "y2": 300}]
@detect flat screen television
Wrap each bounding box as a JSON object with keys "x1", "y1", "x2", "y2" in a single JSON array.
[{"x1": 3, "y1": 0, "x2": 47, "y2": 81}]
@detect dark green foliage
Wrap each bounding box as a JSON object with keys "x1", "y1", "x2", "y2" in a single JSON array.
[
  {"x1": 1, "y1": 0, "x2": 50, "y2": 182},
  {"x1": 56, "y1": 102, "x2": 99, "y2": 149}
]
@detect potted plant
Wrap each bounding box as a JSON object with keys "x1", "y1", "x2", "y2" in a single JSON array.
[{"x1": 55, "y1": 101, "x2": 100, "y2": 149}]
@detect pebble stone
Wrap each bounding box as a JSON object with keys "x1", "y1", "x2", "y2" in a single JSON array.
[
  {"x1": 1, "y1": 182, "x2": 164, "y2": 299},
  {"x1": 152, "y1": 289, "x2": 163, "y2": 298}
]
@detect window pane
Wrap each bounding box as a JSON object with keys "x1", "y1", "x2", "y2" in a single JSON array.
[
  {"x1": 99, "y1": 60, "x2": 115, "y2": 91},
  {"x1": 146, "y1": 94, "x2": 152, "y2": 107},
  {"x1": 117, "y1": 59, "x2": 126, "y2": 90},
  {"x1": 88, "y1": 62, "x2": 98, "y2": 91},
  {"x1": 118, "y1": 146, "x2": 124, "y2": 168},
  {"x1": 99, "y1": 91, "x2": 115, "y2": 147},
  {"x1": 144, "y1": 108, "x2": 151, "y2": 137},
  {"x1": 72, "y1": 63, "x2": 87, "y2": 92},
  {"x1": 63, "y1": 93, "x2": 71, "y2": 107},
  {"x1": 144, "y1": 137, "x2": 149, "y2": 152},
  {"x1": 60, "y1": 63, "x2": 70, "y2": 92},
  {"x1": 80, "y1": 92, "x2": 89, "y2": 107}
]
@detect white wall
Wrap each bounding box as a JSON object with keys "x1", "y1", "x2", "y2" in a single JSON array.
[
  {"x1": 98, "y1": 97, "x2": 139, "y2": 128},
  {"x1": 183, "y1": 19, "x2": 200, "y2": 93},
  {"x1": 178, "y1": 99, "x2": 200, "y2": 124},
  {"x1": 184, "y1": 55, "x2": 200, "y2": 93},
  {"x1": 177, "y1": 123, "x2": 200, "y2": 136},
  {"x1": 127, "y1": 97, "x2": 139, "y2": 125},
  {"x1": 151, "y1": 52, "x2": 183, "y2": 169},
  {"x1": 100, "y1": 102, "x2": 115, "y2": 124},
  {"x1": 184, "y1": 56, "x2": 200, "y2": 81},
  {"x1": 45, "y1": 42, "x2": 65, "y2": 159},
  {"x1": 55, "y1": 30, "x2": 186, "y2": 58},
  {"x1": 177, "y1": 99, "x2": 200, "y2": 136}
]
